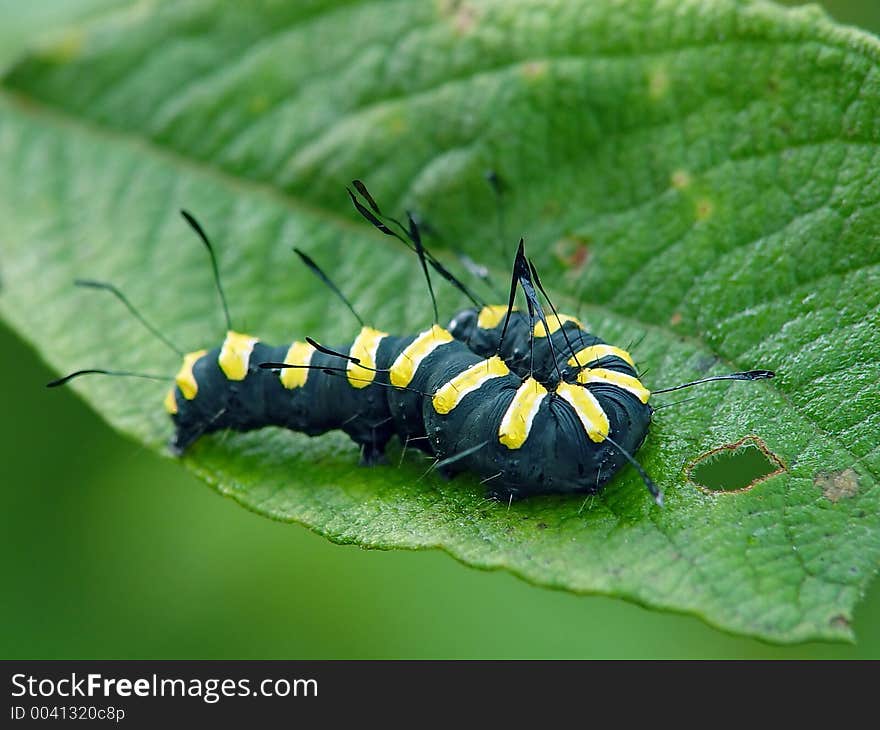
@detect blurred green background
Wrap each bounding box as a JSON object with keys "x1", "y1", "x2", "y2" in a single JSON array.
[{"x1": 2, "y1": 0, "x2": 879, "y2": 659}]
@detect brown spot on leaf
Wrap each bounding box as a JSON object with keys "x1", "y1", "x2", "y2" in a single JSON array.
[
  {"x1": 671, "y1": 170, "x2": 691, "y2": 190},
  {"x1": 669, "y1": 311, "x2": 683, "y2": 326},
  {"x1": 521, "y1": 60, "x2": 549, "y2": 80},
  {"x1": 554, "y1": 235, "x2": 591, "y2": 272},
  {"x1": 829, "y1": 614, "x2": 851, "y2": 631},
  {"x1": 814, "y1": 469, "x2": 860, "y2": 502},
  {"x1": 648, "y1": 66, "x2": 669, "y2": 99},
  {"x1": 437, "y1": 0, "x2": 479, "y2": 34},
  {"x1": 696, "y1": 198, "x2": 714, "y2": 221},
  {"x1": 542, "y1": 199, "x2": 562, "y2": 217}
]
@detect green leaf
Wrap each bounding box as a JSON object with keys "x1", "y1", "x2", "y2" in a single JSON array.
[{"x1": 1, "y1": 0, "x2": 878, "y2": 644}]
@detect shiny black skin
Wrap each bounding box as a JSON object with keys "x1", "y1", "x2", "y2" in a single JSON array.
[
  {"x1": 169, "y1": 311, "x2": 652, "y2": 500},
  {"x1": 170, "y1": 336, "x2": 415, "y2": 462},
  {"x1": 442, "y1": 308, "x2": 653, "y2": 497},
  {"x1": 448, "y1": 308, "x2": 612, "y2": 383}
]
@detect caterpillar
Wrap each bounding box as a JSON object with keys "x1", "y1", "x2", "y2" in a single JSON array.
[{"x1": 49, "y1": 182, "x2": 774, "y2": 505}]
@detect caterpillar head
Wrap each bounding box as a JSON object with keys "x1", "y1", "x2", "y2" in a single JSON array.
[
  {"x1": 446, "y1": 306, "x2": 479, "y2": 343},
  {"x1": 163, "y1": 346, "x2": 238, "y2": 455}
]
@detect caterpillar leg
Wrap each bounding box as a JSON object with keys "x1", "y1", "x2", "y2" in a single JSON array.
[
  {"x1": 357, "y1": 420, "x2": 396, "y2": 466},
  {"x1": 360, "y1": 441, "x2": 388, "y2": 466},
  {"x1": 484, "y1": 483, "x2": 520, "y2": 502}
]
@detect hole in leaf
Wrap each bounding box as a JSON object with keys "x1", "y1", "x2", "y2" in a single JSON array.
[{"x1": 687, "y1": 435, "x2": 784, "y2": 494}]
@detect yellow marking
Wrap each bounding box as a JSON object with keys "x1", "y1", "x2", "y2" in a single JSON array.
[
  {"x1": 39, "y1": 28, "x2": 85, "y2": 64},
  {"x1": 347, "y1": 326, "x2": 388, "y2": 389},
  {"x1": 649, "y1": 66, "x2": 669, "y2": 99},
  {"x1": 477, "y1": 305, "x2": 516, "y2": 330},
  {"x1": 555, "y1": 382, "x2": 609, "y2": 443},
  {"x1": 534, "y1": 313, "x2": 583, "y2": 337},
  {"x1": 386, "y1": 113, "x2": 408, "y2": 136},
  {"x1": 521, "y1": 60, "x2": 549, "y2": 80},
  {"x1": 437, "y1": 0, "x2": 479, "y2": 35},
  {"x1": 249, "y1": 94, "x2": 269, "y2": 114},
  {"x1": 498, "y1": 377, "x2": 548, "y2": 450},
  {"x1": 696, "y1": 198, "x2": 714, "y2": 220},
  {"x1": 175, "y1": 349, "x2": 207, "y2": 401},
  {"x1": 671, "y1": 169, "x2": 691, "y2": 190},
  {"x1": 280, "y1": 341, "x2": 315, "y2": 390},
  {"x1": 433, "y1": 356, "x2": 509, "y2": 415},
  {"x1": 218, "y1": 331, "x2": 259, "y2": 381},
  {"x1": 567, "y1": 344, "x2": 635, "y2": 368},
  {"x1": 164, "y1": 388, "x2": 178, "y2": 415},
  {"x1": 390, "y1": 324, "x2": 454, "y2": 388},
  {"x1": 577, "y1": 368, "x2": 651, "y2": 404}
]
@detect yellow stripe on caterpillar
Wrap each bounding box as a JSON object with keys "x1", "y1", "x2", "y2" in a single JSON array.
[
  {"x1": 390, "y1": 324, "x2": 454, "y2": 388},
  {"x1": 218, "y1": 331, "x2": 259, "y2": 381},
  {"x1": 432, "y1": 356, "x2": 509, "y2": 415},
  {"x1": 555, "y1": 382, "x2": 609, "y2": 443},
  {"x1": 577, "y1": 368, "x2": 650, "y2": 404},
  {"x1": 347, "y1": 326, "x2": 388, "y2": 389},
  {"x1": 280, "y1": 340, "x2": 315, "y2": 390},
  {"x1": 534, "y1": 313, "x2": 582, "y2": 337},
  {"x1": 567, "y1": 344, "x2": 635, "y2": 368},
  {"x1": 175, "y1": 349, "x2": 207, "y2": 400},
  {"x1": 477, "y1": 305, "x2": 517, "y2": 330},
  {"x1": 498, "y1": 377, "x2": 548, "y2": 450}
]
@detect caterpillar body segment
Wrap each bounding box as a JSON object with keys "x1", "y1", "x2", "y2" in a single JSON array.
[
  {"x1": 165, "y1": 316, "x2": 653, "y2": 499},
  {"x1": 168, "y1": 330, "x2": 418, "y2": 463},
  {"x1": 418, "y1": 353, "x2": 651, "y2": 499},
  {"x1": 447, "y1": 306, "x2": 639, "y2": 385}
]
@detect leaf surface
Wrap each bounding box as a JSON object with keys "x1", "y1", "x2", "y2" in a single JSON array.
[{"x1": 1, "y1": 0, "x2": 879, "y2": 642}]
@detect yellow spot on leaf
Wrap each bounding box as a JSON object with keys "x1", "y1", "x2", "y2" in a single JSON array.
[
  {"x1": 696, "y1": 198, "x2": 714, "y2": 221},
  {"x1": 38, "y1": 29, "x2": 85, "y2": 64},
  {"x1": 671, "y1": 170, "x2": 691, "y2": 190},
  {"x1": 385, "y1": 113, "x2": 408, "y2": 136},
  {"x1": 648, "y1": 66, "x2": 669, "y2": 99},
  {"x1": 249, "y1": 94, "x2": 269, "y2": 114},
  {"x1": 521, "y1": 60, "x2": 549, "y2": 80}
]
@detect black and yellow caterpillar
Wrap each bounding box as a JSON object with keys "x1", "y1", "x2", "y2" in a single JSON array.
[
  {"x1": 51, "y1": 183, "x2": 773, "y2": 505},
  {"x1": 165, "y1": 311, "x2": 652, "y2": 501}
]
